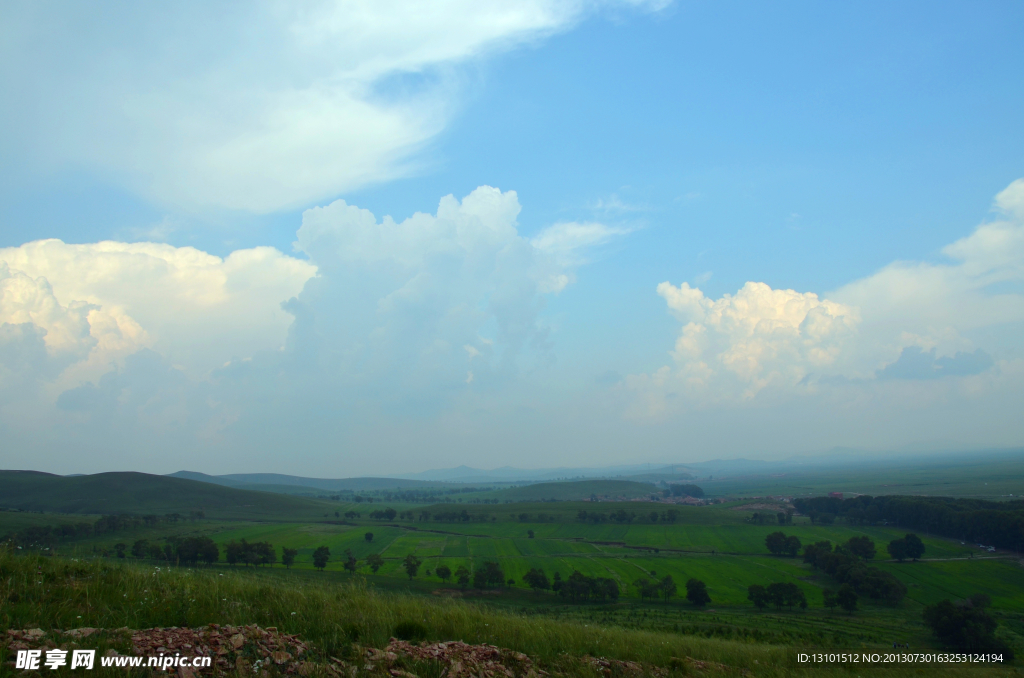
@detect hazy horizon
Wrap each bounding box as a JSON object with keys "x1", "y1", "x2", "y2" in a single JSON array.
[{"x1": 2, "y1": 2, "x2": 1023, "y2": 477}]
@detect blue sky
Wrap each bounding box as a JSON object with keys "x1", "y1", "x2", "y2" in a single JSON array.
[{"x1": 1, "y1": 1, "x2": 1023, "y2": 475}]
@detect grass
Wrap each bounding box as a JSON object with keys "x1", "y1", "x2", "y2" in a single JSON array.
[{"x1": 0, "y1": 549, "x2": 1016, "y2": 677}]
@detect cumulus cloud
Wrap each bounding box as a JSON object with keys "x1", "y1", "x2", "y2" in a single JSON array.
[
  {"x1": 0, "y1": 186, "x2": 624, "y2": 471},
  {"x1": 651, "y1": 281, "x2": 858, "y2": 398},
  {"x1": 1, "y1": 0, "x2": 669, "y2": 213},
  {"x1": 631, "y1": 177, "x2": 1024, "y2": 412},
  {"x1": 0, "y1": 240, "x2": 315, "y2": 378},
  {"x1": 284, "y1": 186, "x2": 582, "y2": 390}
]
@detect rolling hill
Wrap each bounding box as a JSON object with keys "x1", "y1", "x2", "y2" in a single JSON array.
[
  {"x1": 0, "y1": 470, "x2": 338, "y2": 520},
  {"x1": 168, "y1": 471, "x2": 457, "y2": 493}
]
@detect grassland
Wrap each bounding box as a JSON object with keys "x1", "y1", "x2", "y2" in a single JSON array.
[
  {"x1": 1, "y1": 549, "x2": 1017, "y2": 678},
  {"x1": 3, "y1": 468, "x2": 1023, "y2": 672}
]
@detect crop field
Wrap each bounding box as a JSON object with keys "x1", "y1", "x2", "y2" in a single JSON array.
[
  {"x1": 5, "y1": 471, "x2": 1023, "y2": 661},
  {"x1": 30, "y1": 501, "x2": 1023, "y2": 619}
]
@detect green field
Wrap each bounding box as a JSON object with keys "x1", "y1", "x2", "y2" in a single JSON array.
[{"x1": 3, "y1": 469, "x2": 1023, "y2": 666}]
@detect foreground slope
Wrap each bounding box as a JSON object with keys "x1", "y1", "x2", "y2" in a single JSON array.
[
  {"x1": 1, "y1": 549, "x2": 1011, "y2": 678},
  {"x1": 0, "y1": 470, "x2": 336, "y2": 520}
]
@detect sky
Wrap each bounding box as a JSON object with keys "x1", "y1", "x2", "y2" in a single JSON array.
[{"x1": 1, "y1": 0, "x2": 1023, "y2": 476}]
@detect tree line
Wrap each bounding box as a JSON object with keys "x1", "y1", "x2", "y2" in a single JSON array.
[
  {"x1": 3, "y1": 512, "x2": 206, "y2": 548},
  {"x1": 575, "y1": 509, "x2": 680, "y2": 524},
  {"x1": 793, "y1": 495, "x2": 1024, "y2": 551}
]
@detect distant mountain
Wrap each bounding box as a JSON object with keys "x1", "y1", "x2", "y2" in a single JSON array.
[
  {"x1": 0, "y1": 470, "x2": 334, "y2": 520},
  {"x1": 168, "y1": 471, "x2": 454, "y2": 492}
]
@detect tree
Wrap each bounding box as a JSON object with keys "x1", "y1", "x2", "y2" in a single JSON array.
[
  {"x1": 748, "y1": 584, "x2": 769, "y2": 611},
  {"x1": 803, "y1": 540, "x2": 832, "y2": 564},
  {"x1": 131, "y1": 539, "x2": 149, "y2": 559},
  {"x1": 435, "y1": 564, "x2": 452, "y2": 583},
  {"x1": 551, "y1": 571, "x2": 563, "y2": 593},
  {"x1": 114, "y1": 543, "x2": 126, "y2": 558},
  {"x1": 766, "y1": 583, "x2": 805, "y2": 610},
  {"x1": 887, "y1": 538, "x2": 908, "y2": 562},
  {"x1": 659, "y1": 575, "x2": 678, "y2": 602},
  {"x1": 282, "y1": 548, "x2": 298, "y2": 568},
  {"x1": 765, "y1": 531, "x2": 788, "y2": 555},
  {"x1": 366, "y1": 553, "x2": 384, "y2": 573},
  {"x1": 904, "y1": 534, "x2": 925, "y2": 560},
  {"x1": 473, "y1": 561, "x2": 505, "y2": 589},
  {"x1": 823, "y1": 589, "x2": 839, "y2": 611},
  {"x1": 837, "y1": 584, "x2": 858, "y2": 613},
  {"x1": 923, "y1": 598, "x2": 1011, "y2": 657},
  {"x1": 523, "y1": 568, "x2": 550, "y2": 591},
  {"x1": 845, "y1": 536, "x2": 876, "y2": 560},
  {"x1": 312, "y1": 546, "x2": 330, "y2": 571},
  {"x1": 254, "y1": 541, "x2": 276, "y2": 567},
  {"x1": 403, "y1": 554, "x2": 422, "y2": 580},
  {"x1": 365, "y1": 532, "x2": 374, "y2": 542},
  {"x1": 343, "y1": 549, "x2": 358, "y2": 574},
  {"x1": 527, "y1": 530, "x2": 535, "y2": 539},
  {"x1": 685, "y1": 578, "x2": 710, "y2": 607},
  {"x1": 634, "y1": 577, "x2": 659, "y2": 601},
  {"x1": 785, "y1": 535, "x2": 802, "y2": 557},
  {"x1": 455, "y1": 565, "x2": 471, "y2": 589},
  {"x1": 198, "y1": 538, "x2": 220, "y2": 565}
]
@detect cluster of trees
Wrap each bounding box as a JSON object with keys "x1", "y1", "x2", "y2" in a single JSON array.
[
  {"x1": 665, "y1": 484, "x2": 704, "y2": 498},
  {"x1": 765, "y1": 531, "x2": 802, "y2": 556},
  {"x1": 5, "y1": 512, "x2": 206, "y2": 547},
  {"x1": 125, "y1": 536, "x2": 218, "y2": 564},
  {"x1": 553, "y1": 570, "x2": 619, "y2": 602},
  {"x1": 747, "y1": 583, "x2": 807, "y2": 610},
  {"x1": 923, "y1": 595, "x2": 1014, "y2": 658},
  {"x1": 368, "y1": 508, "x2": 398, "y2": 521},
  {"x1": 575, "y1": 509, "x2": 680, "y2": 524},
  {"x1": 429, "y1": 510, "x2": 494, "y2": 523},
  {"x1": 633, "y1": 574, "x2": 678, "y2": 602},
  {"x1": 224, "y1": 539, "x2": 277, "y2": 567},
  {"x1": 802, "y1": 538, "x2": 907, "y2": 604},
  {"x1": 823, "y1": 585, "x2": 859, "y2": 613},
  {"x1": 751, "y1": 511, "x2": 793, "y2": 526},
  {"x1": 794, "y1": 495, "x2": 1024, "y2": 551},
  {"x1": 512, "y1": 513, "x2": 558, "y2": 522}
]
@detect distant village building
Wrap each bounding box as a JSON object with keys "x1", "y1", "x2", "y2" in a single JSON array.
[{"x1": 828, "y1": 492, "x2": 843, "y2": 500}]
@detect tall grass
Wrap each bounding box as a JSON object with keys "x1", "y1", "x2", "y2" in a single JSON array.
[{"x1": 0, "y1": 550, "x2": 1014, "y2": 677}]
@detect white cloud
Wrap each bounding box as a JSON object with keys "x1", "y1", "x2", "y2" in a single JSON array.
[
  {"x1": 653, "y1": 280, "x2": 859, "y2": 399},
  {"x1": 631, "y1": 177, "x2": 1024, "y2": 413},
  {"x1": 1, "y1": 0, "x2": 669, "y2": 213},
  {"x1": 0, "y1": 240, "x2": 316, "y2": 377},
  {"x1": 288, "y1": 186, "x2": 574, "y2": 387},
  {"x1": 531, "y1": 221, "x2": 633, "y2": 261}
]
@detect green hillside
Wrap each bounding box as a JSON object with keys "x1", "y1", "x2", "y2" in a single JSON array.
[
  {"x1": 0, "y1": 471, "x2": 337, "y2": 520},
  {"x1": 169, "y1": 471, "x2": 456, "y2": 492},
  {"x1": 488, "y1": 479, "x2": 658, "y2": 502}
]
